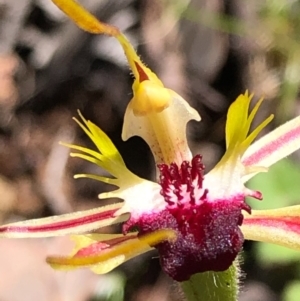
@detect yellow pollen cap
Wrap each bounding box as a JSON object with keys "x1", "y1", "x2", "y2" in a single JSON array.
[{"x1": 131, "y1": 81, "x2": 172, "y2": 116}]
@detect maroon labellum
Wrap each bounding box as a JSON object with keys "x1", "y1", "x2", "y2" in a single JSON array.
[{"x1": 124, "y1": 155, "x2": 251, "y2": 281}]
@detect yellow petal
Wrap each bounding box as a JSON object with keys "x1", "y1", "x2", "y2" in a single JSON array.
[
  {"x1": 226, "y1": 93, "x2": 251, "y2": 150},
  {"x1": 47, "y1": 229, "x2": 176, "y2": 274},
  {"x1": 204, "y1": 92, "x2": 273, "y2": 200},
  {"x1": 72, "y1": 233, "x2": 139, "y2": 274},
  {"x1": 225, "y1": 92, "x2": 273, "y2": 153},
  {"x1": 62, "y1": 111, "x2": 150, "y2": 197}
]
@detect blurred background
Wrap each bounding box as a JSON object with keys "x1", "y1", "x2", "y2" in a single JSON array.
[{"x1": 0, "y1": 0, "x2": 300, "y2": 300}]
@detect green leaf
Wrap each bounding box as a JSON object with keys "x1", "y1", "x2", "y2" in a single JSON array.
[
  {"x1": 248, "y1": 158, "x2": 300, "y2": 210},
  {"x1": 255, "y1": 242, "x2": 300, "y2": 266},
  {"x1": 283, "y1": 280, "x2": 300, "y2": 301}
]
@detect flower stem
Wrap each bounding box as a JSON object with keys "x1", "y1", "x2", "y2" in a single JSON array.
[{"x1": 180, "y1": 264, "x2": 239, "y2": 301}]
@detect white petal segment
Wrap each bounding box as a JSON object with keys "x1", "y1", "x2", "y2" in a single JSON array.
[
  {"x1": 203, "y1": 93, "x2": 273, "y2": 201},
  {"x1": 0, "y1": 203, "x2": 128, "y2": 238},
  {"x1": 242, "y1": 206, "x2": 300, "y2": 250},
  {"x1": 242, "y1": 115, "x2": 300, "y2": 182},
  {"x1": 102, "y1": 178, "x2": 166, "y2": 219}
]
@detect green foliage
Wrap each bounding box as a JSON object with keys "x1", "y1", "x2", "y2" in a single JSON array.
[
  {"x1": 255, "y1": 242, "x2": 300, "y2": 266},
  {"x1": 91, "y1": 272, "x2": 125, "y2": 301},
  {"x1": 283, "y1": 280, "x2": 300, "y2": 301},
  {"x1": 248, "y1": 158, "x2": 300, "y2": 210}
]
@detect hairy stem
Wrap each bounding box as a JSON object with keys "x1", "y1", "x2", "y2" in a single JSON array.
[{"x1": 180, "y1": 263, "x2": 239, "y2": 301}]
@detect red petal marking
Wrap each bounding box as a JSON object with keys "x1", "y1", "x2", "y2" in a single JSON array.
[
  {"x1": 243, "y1": 123, "x2": 300, "y2": 166},
  {"x1": 75, "y1": 234, "x2": 138, "y2": 257},
  {"x1": 158, "y1": 154, "x2": 206, "y2": 206},
  {"x1": 243, "y1": 215, "x2": 300, "y2": 232},
  {"x1": 0, "y1": 209, "x2": 118, "y2": 233},
  {"x1": 134, "y1": 61, "x2": 149, "y2": 82}
]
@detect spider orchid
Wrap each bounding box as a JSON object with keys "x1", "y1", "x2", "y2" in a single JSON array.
[{"x1": 1, "y1": 0, "x2": 300, "y2": 287}]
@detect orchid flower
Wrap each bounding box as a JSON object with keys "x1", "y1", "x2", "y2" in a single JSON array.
[{"x1": 1, "y1": 0, "x2": 300, "y2": 300}]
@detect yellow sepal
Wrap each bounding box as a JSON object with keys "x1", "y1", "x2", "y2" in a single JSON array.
[
  {"x1": 46, "y1": 229, "x2": 176, "y2": 273},
  {"x1": 51, "y1": 0, "x2": 161, "y2": 102}
]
